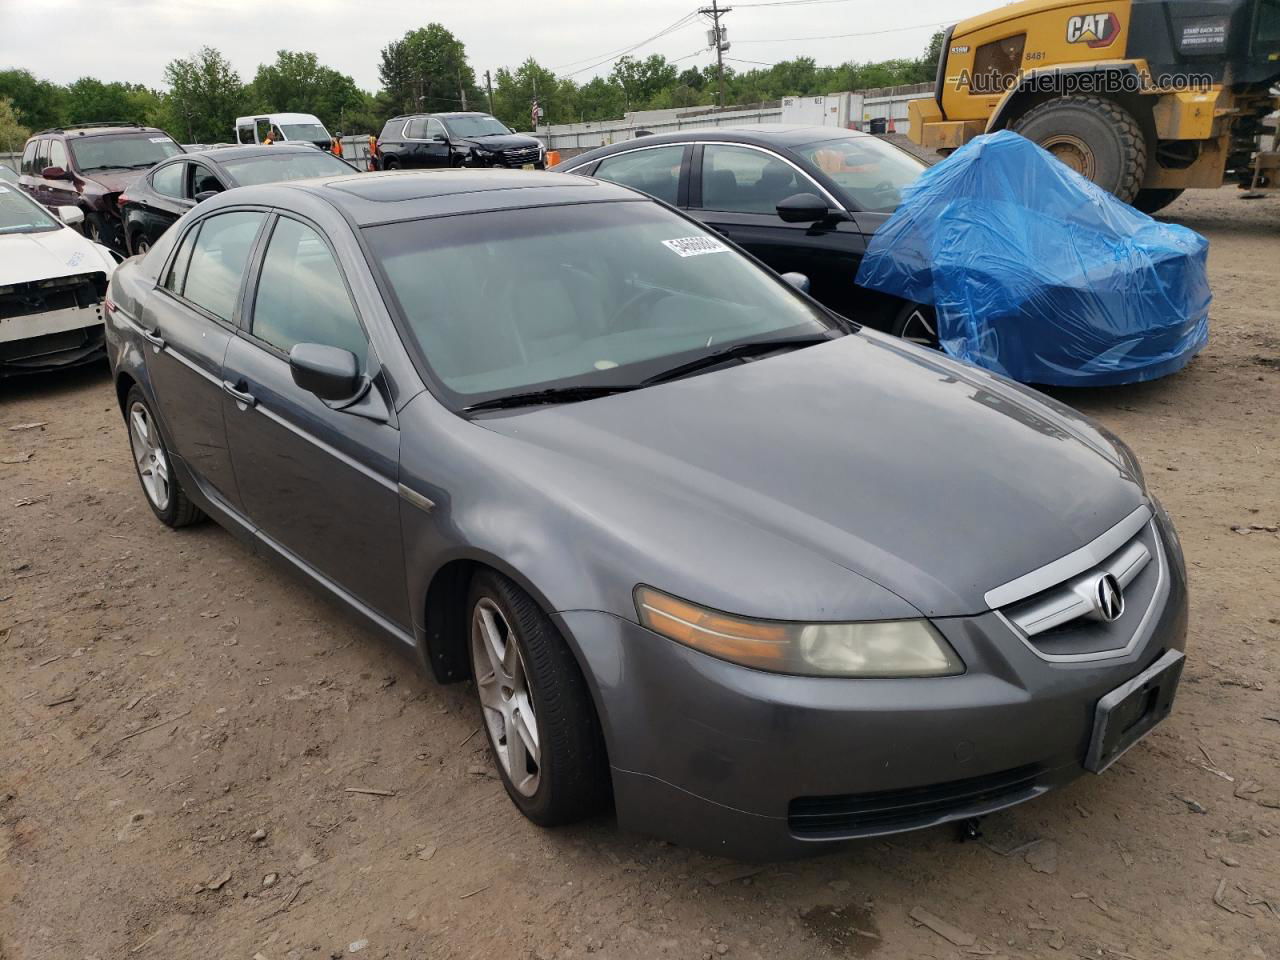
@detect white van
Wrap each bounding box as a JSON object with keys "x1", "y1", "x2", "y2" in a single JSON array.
[{"x1": 234, "y1": 113, "x2": 334, "y2": 150}]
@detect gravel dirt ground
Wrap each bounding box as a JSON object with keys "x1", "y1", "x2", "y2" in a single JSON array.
[{"x1": 1, "y1": 186, "x2": 1277, "y2": 960}]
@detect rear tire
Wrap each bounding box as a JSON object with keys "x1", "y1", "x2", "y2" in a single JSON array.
[
  {"x1": 124, "y1": 387, "x2": 203, "y2": 529},
  {"x1": 1132, "y1": 188, "x2": 1185, "y2": 214},
  {"x1": 127, "y1": 227, "x2": 150, "y2": 257},
  {"x1": 1012, "y1": 95, "x2": 1148, "y2": 203},
  {"x1": 382, "y1": 157, "x2": 399, "y2": 170},
  {"x1": 466, "y1": 570, "x2": 609, "y2": 827}
]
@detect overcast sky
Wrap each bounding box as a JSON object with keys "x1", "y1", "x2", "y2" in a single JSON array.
[{"x1": 0, "y1": 0, "x2": 991, "y2": 92}]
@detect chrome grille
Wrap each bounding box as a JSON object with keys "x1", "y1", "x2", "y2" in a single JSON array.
[
  {"x1": 987, "y1": 505, "x2": 1169, "y2": 662},
  {"x1": 502, "y1": 146, "x2": 541, "y2": 165}
]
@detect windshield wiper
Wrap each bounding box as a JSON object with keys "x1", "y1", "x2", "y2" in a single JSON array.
[
  {"x1": 463, "y1": 384, "x2": 639, "y2": 413},
  {"x1": 641, "y1": 333, "x2": 834, "y2": 386}
]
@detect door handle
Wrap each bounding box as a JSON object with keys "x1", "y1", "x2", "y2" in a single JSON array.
[
  {"x1": 221, "y1": 380, "x2": 256, "y2": 407},
  {"x1": 138, "y1": 326, "x2": 165, "y2": 349}
]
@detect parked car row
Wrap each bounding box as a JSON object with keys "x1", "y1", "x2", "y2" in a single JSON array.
[{"x1": 102, "y1": 168, "x2": 1188, "y2": 859}]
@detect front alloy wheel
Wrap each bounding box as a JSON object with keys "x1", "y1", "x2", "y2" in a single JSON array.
[
  {"x1": 465, "y1": 571, "x2": 609, "y2": 826},
  {"x1": 892, "y1": 302, "x2": 941, "y2": 350},
  {"x1": 471, "y1": 597, "x2": 542, "y2": 797}
]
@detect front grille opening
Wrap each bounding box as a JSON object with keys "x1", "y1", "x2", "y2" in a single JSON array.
[
  {"x1": 0, "y1": 272, "x2": 108, "y2": 321},
  {"x1": 788, "y1": 764, "x2": 1044, "y2": 838}
]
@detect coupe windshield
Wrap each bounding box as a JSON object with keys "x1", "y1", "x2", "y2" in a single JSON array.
[
  {"x1": 365, "y1": 201, "x2": 841, "y2": 406},
  {"x1": 279, "y1": 123, "x2": 331, "y2": 142},
  {"x1": 223, "y1": 151, "x2": 354, "y2": 185},
  {"x1": 443, "y1": 115, "x2": 513, "y2": 138},
  {"x1": 68, "y1": 133, "x2": 182, "y2": 171},
  {"x1": 0, "y1": 185, "x2": 60, "y2": 234},
  {"x1": 794, "y1": 135, "x2": 926, "y2": 212}
]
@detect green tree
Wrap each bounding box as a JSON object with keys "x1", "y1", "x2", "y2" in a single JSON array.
[
  {"x1": 492, "y1": 59, "x2": 571, "y2": 129},
  {"x1": 609, "y1": 55, "x2": 678, "y2": 111},
  {"x1": 0, "y1": 97, "x2": 31, "y2": 155},
  {"x1": 164, "y1": 46, "x2": 249, "y2": 143},
  {"x1": 62, "y1": 78, "x2": 164, "y2": 126},
  {"x1": 250, "y1": 50, "x2": 369, "y2": 134},
  {"x1": 0, "y1": 69, "x2": 63, "y2": 130},
  {"x1": 576, "y1": 76, "x2": 626, "y2": 122},
  {"x1": 379, "y1": 24, "x2": 481, "y2": 115}
]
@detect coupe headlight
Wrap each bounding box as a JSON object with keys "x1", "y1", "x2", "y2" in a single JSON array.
[{"x1": 634, "y1": 586, "x2": 963, "y2": 678}]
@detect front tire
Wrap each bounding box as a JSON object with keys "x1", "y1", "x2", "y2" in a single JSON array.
[
  {"x1": 127, "y1": 227, "x2": 151, "y2": 257},
  {"x1": 1012, "y1": 95, "x2": 1148, "y2": 203},
  {"x1": 467, "y1": 570, "x2": 609, "y2": 826},
  {"x1": 1132, "y1": 188, "x2": 1185, "y2": 214},
  {"x1": 124, "y1": 387, "x2": 202, "y2": 528}
]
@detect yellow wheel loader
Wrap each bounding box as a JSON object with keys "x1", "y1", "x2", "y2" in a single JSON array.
[{"x1": 908, "y1": 0, "x2": 1279, "y2": 211}]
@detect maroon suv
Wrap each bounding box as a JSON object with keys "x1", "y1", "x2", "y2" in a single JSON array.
[{"x1": 18, "y1": 123, "x2": 184, "y2": 251}]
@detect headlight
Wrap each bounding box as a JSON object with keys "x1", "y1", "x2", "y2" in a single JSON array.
[{"x1": 634, "y1": 586, "x2": 963, "y2": 678}]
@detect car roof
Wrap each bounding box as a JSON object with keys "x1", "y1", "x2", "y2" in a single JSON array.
[
  {"x1": 387, "y1": 111, "x2": 495, "y2": 121},
  {"x1": 205, "y1": 170, "x2": 643, "y2": 226},
  {"x1": 37, "y1": 124, "x2": 164, "y2": 138},
  {"x1": 568, "y1": 123, "x2": 869, "y2": 159},
  {"x1": 170, "y1": 143, "x2": 322, "y2": 164}
]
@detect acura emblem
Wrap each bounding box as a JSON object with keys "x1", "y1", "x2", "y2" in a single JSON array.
[{"x1": 1095, "y1": 573, "x2": 1124, "y2": 621}]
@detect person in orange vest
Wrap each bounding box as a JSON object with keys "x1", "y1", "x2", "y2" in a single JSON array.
[{"x1": 331, "y1": 132, "x2": 343, "y2": 158}]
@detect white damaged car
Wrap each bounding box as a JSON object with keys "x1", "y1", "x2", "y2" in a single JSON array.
[{"x1": 1, "y1": 183, "x2": 117, "y2": 376}]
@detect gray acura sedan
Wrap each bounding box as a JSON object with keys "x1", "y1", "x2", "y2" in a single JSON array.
[{"x1": 104, "y1": 170, "x2": 1187, "y2": 860}]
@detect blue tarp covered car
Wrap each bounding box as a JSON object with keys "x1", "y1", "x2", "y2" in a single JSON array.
[{"x1": 855, "y1": 130, "x2": 1211, "y2": 386}]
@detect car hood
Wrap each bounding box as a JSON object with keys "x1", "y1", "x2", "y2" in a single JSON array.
[
  {"x1": 80, "y1": 169, "x2": 142, "y2": 193},
  {"x1": 456, "y1": 133, "x2": 540, "y2": 151},
  {"x1": 0, "y1": 228, "x2": 115, "y2": 285},
  {"x1": 480, "y1": 333, "x2": 1145, "y2": 617}
]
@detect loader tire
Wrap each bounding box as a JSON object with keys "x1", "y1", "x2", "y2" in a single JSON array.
[{"x1": 1012, "y1": 95, "x2": 1148, "y2": 204}]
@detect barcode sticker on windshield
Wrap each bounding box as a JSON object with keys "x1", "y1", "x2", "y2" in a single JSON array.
[
  {"x1": 149, "y1": 137, "x2": 172, "y2": 143},
  {"x1": 663, "y1": 236, "x2": 728, "y2": 258}
]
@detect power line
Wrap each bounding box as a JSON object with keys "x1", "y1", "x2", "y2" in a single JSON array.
[
  {"x1": 734, "y1": 21, "x2": 947, "y2": 43},
  {"x1": 553, "y1": 10, "x2": 702, "y2": 75}
]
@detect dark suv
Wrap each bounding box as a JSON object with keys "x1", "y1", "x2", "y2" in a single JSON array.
[
  {"x1": 374, "y1": 112, "x2": 544, "y2": 171},
  {"x1": 18, "y1": 122, "x2": 185, "y2": 251}
]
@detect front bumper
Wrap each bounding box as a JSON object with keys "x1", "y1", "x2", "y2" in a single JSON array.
[{"x1": 556, "y1": 522, "x2": 1188, "y2": 861}]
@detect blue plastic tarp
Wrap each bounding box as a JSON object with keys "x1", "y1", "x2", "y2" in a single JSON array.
[{"x1": 855, "y1": 130, "x2": 1211, "y2": 386}]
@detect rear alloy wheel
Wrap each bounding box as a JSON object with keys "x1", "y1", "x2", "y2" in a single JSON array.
[
  {"x1": 125, "y1": 388, "x2": 202, "y2": 528},
  {"x1": 891, "y1": 302, "x2": 941, "y2": 350},
  {"x1": 466, "y1": 570, "x2": 609, "y2": 826},
  {"x1": 129, "y1": 231, "x2": 150, "y2": 257},
  {"x1": 1012, "y1": 95, "x2": 1148, "y2": 204}
]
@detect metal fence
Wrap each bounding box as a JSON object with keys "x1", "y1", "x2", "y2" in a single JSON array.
[
  {"x1": 1, "y1": 152, "x2": 18, "y2": 173},
  {"x1": 534, "y1": 103, "x2": 785, "y2": 153}
]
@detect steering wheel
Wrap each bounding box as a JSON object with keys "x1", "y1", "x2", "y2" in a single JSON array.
[{"x1": 609, "y1": 285, "x2": 668, "y2": 330}]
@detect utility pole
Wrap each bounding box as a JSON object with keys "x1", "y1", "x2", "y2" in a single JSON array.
[
  {"x1": 458, "y1": 68, "x2": 468, "y2": 111},
  {"x1": 699, "y1": 0, "x2": 731, "y2": 109},
  {"x1": 484, "y1": 70, "x2": 494, "y2": 115}
]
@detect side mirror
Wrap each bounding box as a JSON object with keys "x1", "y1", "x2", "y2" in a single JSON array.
[
  {"x1": 781, "y1": 272, "x2": 811, "y2": 294},
  {"x1": 42, "y1": 166, "x2": 71, "y2": 181},
  {"x1": 431, "y1": 133, "x2": 448, "y2": 142},
  {"x1": 289, "y1": 343, "x2": 361, "y2": 401},
  {"x1": 776, "y1": 192, "x2": 832, "y2": 224},
  {"x1": 56, "y1": 205, "x2": 84, "y2": 227},
  {"x1": 193, "y1": 190, "x2": 220, "y2": 203}
]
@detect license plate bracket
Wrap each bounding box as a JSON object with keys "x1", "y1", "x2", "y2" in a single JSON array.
[{"x1": 1085, "y1": 649, "x2": 1184, "y2": 773}]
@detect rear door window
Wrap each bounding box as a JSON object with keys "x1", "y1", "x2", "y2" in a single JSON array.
[
  {"x1": 180, "y1": 211, "x2": 267, "y2": 322},
  {"x1": 592, "y1": 146, "x2": 685, "y2": 205}
]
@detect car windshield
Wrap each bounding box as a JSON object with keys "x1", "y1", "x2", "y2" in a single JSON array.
[
  {"x1": 0, "y1": 185, "x2": 61, "y2": 234},
  {"x1": 442, "y1": 115, "x2": 512, "y2": 138},
  {"x1": 68, "y1": 133, "x2": 183, "y2": 171},
  {"x1": 365, "y1": 201, "x2": 842, "y2": 407},
  {"x1": 222, "y1": 151, "x2": 354, "y2": 186},
  {"x1": 794, "y1": 135, "x2": 926, "y2": 212},
  {"x1": 279, "y1": 122, "x2": 331, "y2": 142}
]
